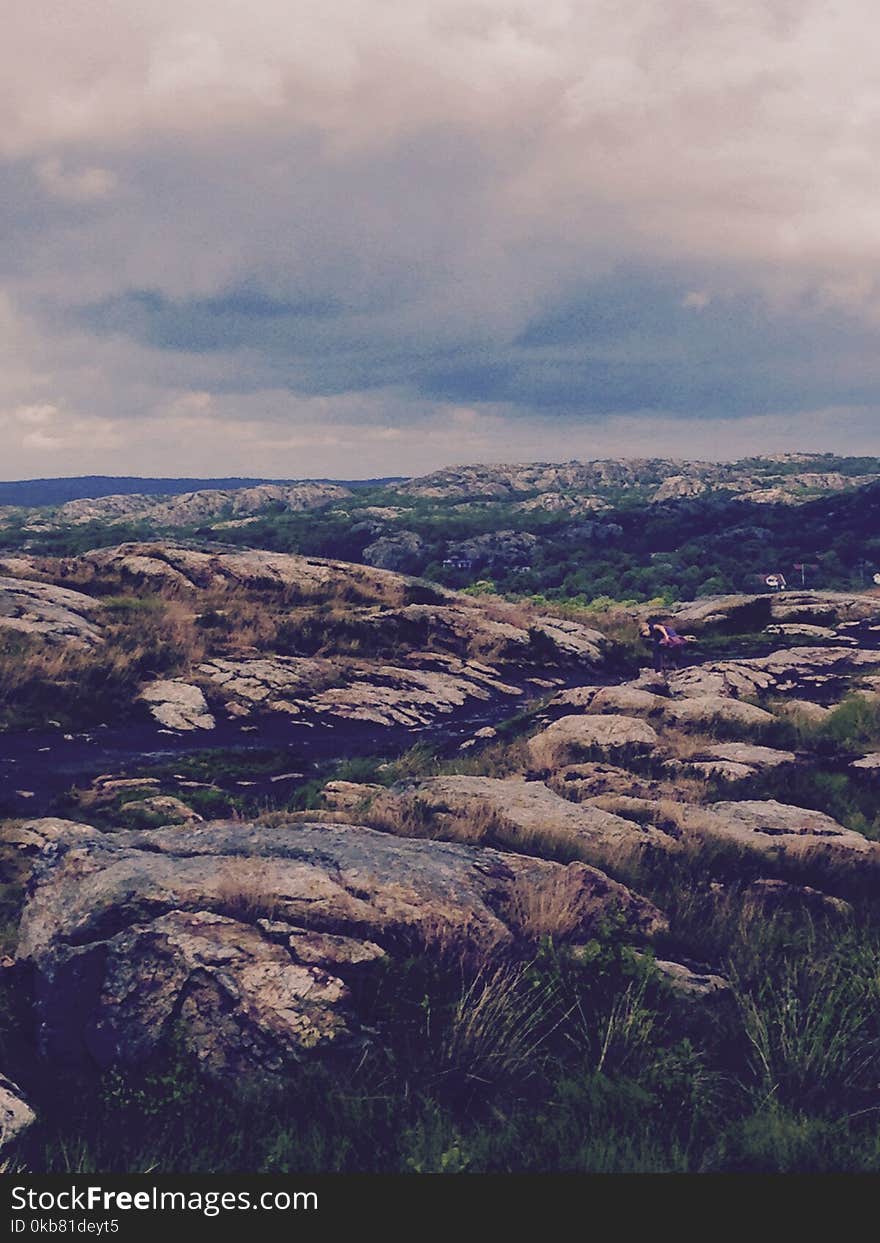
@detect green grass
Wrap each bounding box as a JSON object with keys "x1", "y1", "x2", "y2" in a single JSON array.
[{"x1": 5, "y1": 889, "x2": 880, "y2": 1173}]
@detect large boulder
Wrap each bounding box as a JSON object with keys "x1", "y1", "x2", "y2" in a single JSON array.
[
  {"x1": 528, "y1": 715, "x2": 659, "y2": 769},
  {"x1": 0, "y1": 576, "x2": 103, "y2": 647},
  {"x1": 15, "y1": 817, "x2": 666, "y2": 1078},
  {"x1": 528, "y1": 617, "x2": 606, "y2": 663}
]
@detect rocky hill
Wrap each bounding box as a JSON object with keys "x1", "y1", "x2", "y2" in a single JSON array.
[
  {"x1": 5, "y1": 497, "x2": 880, "y2": 1171},
  {"x1": 5, "y1": 455, "x2": 880, "y2": 611}
]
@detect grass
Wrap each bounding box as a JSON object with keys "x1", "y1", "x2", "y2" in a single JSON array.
[
  {"x1": 214, "y1": 861, "x2": 282, "y2": 924},
  {"x1": 504, "y1": 870, "x2": 592, "y2": 942},
  {"x1": 362, "y1": 790, "x2": 600, "y2": 867},
  {"x1": 5, "y1": 850, "x2": 880, "y2": 1173}
]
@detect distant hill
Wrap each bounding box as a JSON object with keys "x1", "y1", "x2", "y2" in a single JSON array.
[{"x1": 0, "y1": 475, "x2": 404, "y2": 507}]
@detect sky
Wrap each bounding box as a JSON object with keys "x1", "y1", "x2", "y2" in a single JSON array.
[{"x1": 3, "y1": 1, "x2": 880, "y2": 480}]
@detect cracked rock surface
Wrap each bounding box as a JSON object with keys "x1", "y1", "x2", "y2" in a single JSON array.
[{"x1": 15, "y1": 817, "x2": 665, "y2": 1078}]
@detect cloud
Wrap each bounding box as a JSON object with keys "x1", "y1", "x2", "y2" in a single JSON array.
[
  {"x1": 35, "y1": 158, "x2": 118, "y2": 203},
  {"x1": 2, "y1": 2, "x2": 880, "y2": 476}
]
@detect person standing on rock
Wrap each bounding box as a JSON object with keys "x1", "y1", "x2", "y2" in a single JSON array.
[{"x1": 642, "y1": 618, "x2": 689, "y2": 673}]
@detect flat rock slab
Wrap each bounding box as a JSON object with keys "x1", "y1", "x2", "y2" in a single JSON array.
[
  {"x1": 139, "y1": 680, "x2": 215, "y2": 731},
  {"x1": 851, "y1": 753, "x2": 880, "y2": 770},
  {"x1": 15, "y1": 817, "x2": 666, "y2": 1077},
  {"x1": 528, "y1": 714, "x2": 659, "y2": 769},
  {"x1": 699, "y1": 800, "x2": 879, "y2": 863},
  {"x1": 663, "y1": 696, "x2": 775, "y2": 728},
  {"x1": 369, "y1": 774, "x2": 679, "y2": 855},
  {"x1": 199, "y1": 653, "x2": 521, "y2": 729},
  {"x1": 766, "y1": 623, "x2": 852, "y2": 643},
  {"x1": 667, "y1": 647, "x2": 878, "y2": 702},
  {"x1": 688, "y1": 743, "x2": 796, "y2": 779}
]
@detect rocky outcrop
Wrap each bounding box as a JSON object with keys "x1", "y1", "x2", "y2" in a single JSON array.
[
  {"x1": 651, "y1": 476, "x2": 709, "y2": 503},
  {"x1": 699, "y1": 800, "x2": 880, "y2": 864},
  {"x1": 668, "y1": 592, "x2": 880, "y2": 632},
  {"x1": 451, "y1": 531, "x2": 538, "y2": 567},
  {"x1": 49, "y1": 494, "x2": 157, "y2": 524},
  {"x1": 0, "y1": 576, "x2": 103, "y2": 647},
  {"x1": 364, "y1": 775, "x2": 679, "y2": 856},
  {"x1": 54, "y1": 483, "x2": 350, "y2": 528},
  {"x1": 528, "y1": 715, "x2": 659, "y2": 769},
  {"x1": 685, "y1": 743, "x2": 796, "y2": 780},
  {"x1": 397, "y1": 459, "x2": 719, "y2": 501},
  {"x1": 139, "y1": 680, "x2": 216, "y2": 731},
  {"x1": 199, "y1": 652, "x2": 521, "y2": 728},
  {"x1": 0, "y1": 1074, "x2": 36, "y2": 1153},
  {"x1": 362, "y1": 531, "x2": 426, "y2": 572},
  {"x1": 666, "y1": 646, "x2": 877, "y2": 703},
  {"x1": 81, "y1": 545, "x2": 424, "y2": 605},
  {"x1": 15, "y1": 817, "x2": 665, "y2": 1077},
  {"x1": 546, "y1": 763, "x2": 697, "y2": 804},
  {"x1": 664, "y1": 696, "x2": 776, "y2": 729},
  {"x1": 512, "y1": 493, "x2": 607, "y2": 515},
  {"x1": 552, "y1": 684, "x2": 666, "y2": 715}
]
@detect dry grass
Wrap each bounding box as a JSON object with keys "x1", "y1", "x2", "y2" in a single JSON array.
[
  {"x1": 504, "y1": 868, "x2": 587, "y2": 941},
  {"x1": 444, "y1": 738, "x2": 534, "y2": 779},
  {"x1": 475, "y1": 597, "x2": 541, "y2": 632},
  {"x1": 364, "y1": 793, "x2": 503, "y2": 846},
  {"x1": 363, "y1": 788, "x2": 595, "y2": 864},
  {"x1": 401, "y1": 910, "x2": 490, "y2": 963},
  {"x1": 213, "y1": 861, "x2": 282, "y2": 924},
  {"x1": 584, "y1": 794, "x2": 706, "y2": 841},
  {"x1": 658, "y1": 727, "x2": 723, "y2": 762}
]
